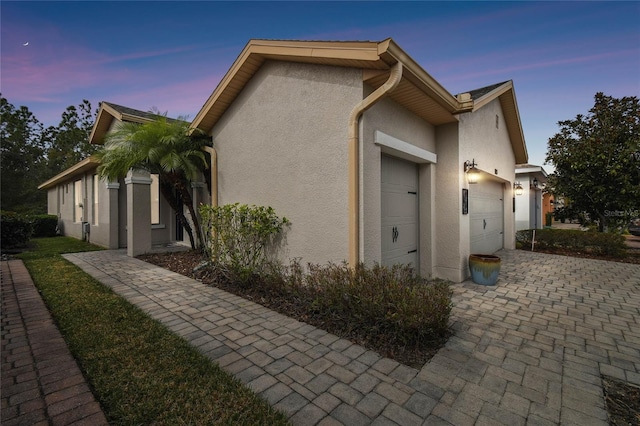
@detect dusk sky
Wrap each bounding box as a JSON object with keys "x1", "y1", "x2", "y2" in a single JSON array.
[{"x1": 2, "y1": 1, "x2": 639, "y2": 170}]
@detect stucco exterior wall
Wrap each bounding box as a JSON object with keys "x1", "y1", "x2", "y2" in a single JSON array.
[
  {"x1": 210, "y1": 61, "x2": 363, "y2": 265},
  {"x1": 458, "y1": 98, "x2": 517, "y2": 262},
  {"x1": 360, "y1": 89, "x2": 437, "y2": 275},
  {"x1": 434, "y1": 122, "x2": 464, "y2": 281}
]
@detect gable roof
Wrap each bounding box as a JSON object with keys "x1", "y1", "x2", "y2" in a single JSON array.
[
  {"x1": 190, "y1": 38, "x2": 527, "y2": 164},
  {"x1": 89, "y1": 102, "x2": 180, "y2": 145},
  {"x1": 466, "y1": 81, "x2": 528, "y2": 164},
  {"x1": 190, "y1": 38, "x2": 475, "y2": 133}
]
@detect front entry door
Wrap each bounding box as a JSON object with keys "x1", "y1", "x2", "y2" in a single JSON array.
[
  {"x1": 175, "y1": 191, "x2": 184, "y2": 241},
  {"x1": 381, "y1": 155, "x2": 419, "y2": 268}
]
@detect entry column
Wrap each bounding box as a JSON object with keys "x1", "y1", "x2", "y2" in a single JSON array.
[{"x1": 125, "y1": 169, "x2": 152, "y2": 256}]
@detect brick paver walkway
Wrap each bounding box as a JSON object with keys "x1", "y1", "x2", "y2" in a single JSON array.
[
  {"x1": 1, "y1": 260, "x2": 108, "y2": 426},
  {"x1": 60, "y1": 249, "x2": 639, "y2": 425}
]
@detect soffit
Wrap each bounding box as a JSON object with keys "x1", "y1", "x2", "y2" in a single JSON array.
[{"x1": 191, "y1": 39, "x2": 467, "y2": 133}]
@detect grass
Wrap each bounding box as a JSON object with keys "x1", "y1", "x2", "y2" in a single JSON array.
[{"x1": 16, "y1": 237, "x2": 289, "y2": 425}]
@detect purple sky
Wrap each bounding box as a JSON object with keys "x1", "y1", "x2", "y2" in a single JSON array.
[{"x1": 2, "y1": 1, "x2": 639, "y2": 170}]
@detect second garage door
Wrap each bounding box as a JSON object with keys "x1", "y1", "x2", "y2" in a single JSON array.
[{"x1": 470, "y1": 180, "x2": 504, "y2": 254}]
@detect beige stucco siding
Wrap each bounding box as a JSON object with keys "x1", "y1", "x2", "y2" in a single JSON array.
[
  {"x1": 360, "y1": 91, "x2": 436, "y2": 273},
  {"x1": 434, "y1": 123, "x2": 463, "y2": 281},
  {"x1": 458, "y1": 98, "x2": 517, "y2": 258},
  {"x1": 210, "y1": 60, "x2": 363, "y2": 264}
]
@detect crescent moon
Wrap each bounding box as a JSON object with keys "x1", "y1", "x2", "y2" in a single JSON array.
[{"x1": 23, "y1": 42, "x2": 29, "y2": 46}]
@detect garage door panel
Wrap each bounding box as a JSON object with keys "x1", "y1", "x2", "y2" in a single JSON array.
[
  {"x1": 381, "y1": 155, "x2": 418, "y2": 268},
  {"x1": 470, "y1": 181, "x2": 504, "y2": 255}
]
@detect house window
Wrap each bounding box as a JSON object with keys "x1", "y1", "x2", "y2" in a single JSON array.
[
  {"x1": 150, "y1": 174, "x2": 160, "y2": 224},
  {"x1": 93, "y1": 175, "x2": 99, "y2": 225},
  {"x1": 74, "y1": 180, "x2": 83, "y2": 223}
]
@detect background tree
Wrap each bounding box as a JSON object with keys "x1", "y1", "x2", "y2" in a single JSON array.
[
  {"x1": 546, "y1": 93, "x2": 640, "y2": 231},
  {"x1": 95, "y1": 114, "x2": 211, "y2": 250},
  {"x1": 44, "y1": 99, "x2": 98, "y2": 176},
  {"x1": 1, "y1": 96, "x2": 97, "y2": 214},
  {"x1": 0, "y1": 95, "x2": 47, "y2": 213}
]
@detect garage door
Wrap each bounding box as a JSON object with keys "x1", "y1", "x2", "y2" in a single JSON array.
[
  {"x1": 381, "y1": 155, "x2": 418, "y2": 268},
  {"x1": 470, "y1": 180, "x2": 504, "y2": 254}
]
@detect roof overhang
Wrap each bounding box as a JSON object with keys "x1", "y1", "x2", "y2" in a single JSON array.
[
  {"x1": 516, "y1": 164, "x2": 548, "y2": 183},
  {"x1": 190, "y1": 38, "x2": 475, "y2": 133},
  {"x1": 471, "y1": 81, "x2": 528, "y2": 164},
  {"x1": 38, "y1": 156, "x2": 100, "y2": 190}
]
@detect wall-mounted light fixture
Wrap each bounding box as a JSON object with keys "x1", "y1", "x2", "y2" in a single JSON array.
[
  {"x1": 532, "y1": 178, "x2": 539, "y2": 189},
  {"x1": 514, "y1": 182, "x2": 524, "y2": 196},
  {"x1": 464, "y1": 159, "x2": 479, "y2": 184}
]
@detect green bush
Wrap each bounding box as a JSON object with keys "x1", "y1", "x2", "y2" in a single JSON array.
[
  {"x1": 30, "y1": 214, "x2": 59, "y2": 238},
  {"x1": 199, "y1": 203, "x2": 289, "y2": 282},
  {"x1": 516, "y1": 228, "x2": 626, "y2": 257},
  {"x1": 1, "y1": 211, "x2": 33, "y2": 249},
  {"x1": 262, "y1": 261, "x2": 453, "y2": 345}
]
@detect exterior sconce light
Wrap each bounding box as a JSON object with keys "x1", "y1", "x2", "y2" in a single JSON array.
[
  {"x1": 514, "y1": 182, "x2": 524, "y2": 196},
  {"x1": 532, "y1": 178, "x2": 539, "y2": 189},
  {"x1": 464, "y1": 159, "x2": 479, "y2": 184}
]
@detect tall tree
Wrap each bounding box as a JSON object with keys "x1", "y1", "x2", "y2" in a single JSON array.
[
  {"x1": 95, "y1": 114, "x2": 211, "y2": 250},
  {"x1": 546, "y1": 93, "x2": 640, "y2": 231},
  {"x1": 0, "y1": 95, "x2": 47, "y2": 213},
  {"x1": 44, "y1": 99, "x2": 98, "y2": 176}
]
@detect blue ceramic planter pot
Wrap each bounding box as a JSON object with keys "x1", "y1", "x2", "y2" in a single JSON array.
[{"x1": 469, "y1": 254, "x2": 501, "y2": 286}]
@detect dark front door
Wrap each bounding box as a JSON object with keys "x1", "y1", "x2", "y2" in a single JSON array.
[{"x1": 175, "y1": 191, "x2": 184, "y2": 241}]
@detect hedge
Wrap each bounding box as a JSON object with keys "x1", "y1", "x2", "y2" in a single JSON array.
[
  {"x1": 516, "y1": 228, "x2": 626, "y2": 257},
  {"x1": 1, "y1": 211, "x2": 33, "y2": 249}
]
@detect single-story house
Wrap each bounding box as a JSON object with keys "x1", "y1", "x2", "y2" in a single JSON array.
[
  {"x1": 40, "y1": 38, "x2": 529, "y2": 282},
  {"x1": 189, "y1": 38, "x2": 528, "y2": 282},
  {"x1": 514, "y1": 164, "x2": 548, "y2": 231},
  {"x1": 38, "y1": 102, "x2": 209, "y2": 255}
]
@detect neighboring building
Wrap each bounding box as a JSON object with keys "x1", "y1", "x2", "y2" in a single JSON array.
[
  {"x1": 514, "y1": 164, "x2": 548, "y2": 231},
  {"x1": 189, "y1": 39, "x2": 528, "y2": 282},
  {"x1": 38, "y1": 102, "x2": 207, "y2": 255}
]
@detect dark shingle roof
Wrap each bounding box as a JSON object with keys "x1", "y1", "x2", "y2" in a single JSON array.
[
  {"x1": 102, "y1": 102, "x2": 183, "y2": 123},
  {"x1": 465, "y1": 81, "x2": 510, "y2": 100}
]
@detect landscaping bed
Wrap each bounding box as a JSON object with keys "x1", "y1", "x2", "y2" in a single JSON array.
[
  {"x1": 603, "y1": 376, "x2": 640, "y2": 426},
  {"x1": 139, "y1": 251, "x2": 451, "y2": 368}
]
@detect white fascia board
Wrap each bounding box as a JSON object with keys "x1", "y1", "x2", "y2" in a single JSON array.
[{"x1": 374, "y1": 130, "x2": 437, "y2": 164}]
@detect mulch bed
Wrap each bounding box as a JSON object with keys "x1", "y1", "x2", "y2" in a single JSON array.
[
  {"x1": 518, "y1": 247, "x2": 640, "y2": 265},
  {"x1": 137, "y1": 251, "x2": 447, "y2": 368},
  {"x1": 603, "y1": 376, "x2": 640, "y2": 425},
  {"x1": 139, "y1": 250, "x2": 640, "y2": 421}
]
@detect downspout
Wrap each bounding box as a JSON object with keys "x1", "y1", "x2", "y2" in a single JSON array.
[
  {"x1": 203, "y1": 146, "x2": 218, "y2": 207},
  {"x1": 347, "y1": 61, "x2": 403, "y2": 267}
]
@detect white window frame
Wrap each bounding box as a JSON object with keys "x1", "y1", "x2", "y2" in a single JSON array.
[
  {"x1": 93, "y1": 175, "x2": 99, "y2": 225},
  {"x1": 74, "y1": 180, "x2": 83, "y2": 223},
  {"x1": 150, "y1": 174, "x2": 160, "y2": 225}
]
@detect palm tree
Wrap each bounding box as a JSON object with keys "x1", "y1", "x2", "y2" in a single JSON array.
[{"x1": 95, "y1": 114, "x2": 210, "y2": 250}]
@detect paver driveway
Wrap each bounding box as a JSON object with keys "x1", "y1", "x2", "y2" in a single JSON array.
[{"x1": 64, "y1": 249, "x2": 640, "y2": 425}]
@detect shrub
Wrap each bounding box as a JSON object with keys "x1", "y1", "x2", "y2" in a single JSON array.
[
  {"x1": 1, "y1": 211, "x2": 33, "y2": 249},
  {"x1": 262, "y1": 260, "x2": 453, "y2": 345},
  {"x1": 199, "y1": 203, "x2": 289, "y2": 282},
  {"x1": 30, "y1": 214, "x2": 59, "y2": 238},
  {"x1": 516, "y1": 228, "x2": 627, "y2": 257}
]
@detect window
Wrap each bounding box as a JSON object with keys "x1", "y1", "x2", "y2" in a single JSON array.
[
  {"x1": 150, "y1": 174, "x2": 160, "y2": 224},
  {"x1": 93, "y1": 175, "x2": 99, "y2": 225},
  {"x1": 74, "y1": 180, "x2": 83, "y2": 222}
]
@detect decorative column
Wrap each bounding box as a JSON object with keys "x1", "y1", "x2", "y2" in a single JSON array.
[
  {"x1": 125, "y1": 169, "x2": 152, "y2": 256},
  {"x1": 106, "y1": 181, "x2": 120, "y2": 249}
]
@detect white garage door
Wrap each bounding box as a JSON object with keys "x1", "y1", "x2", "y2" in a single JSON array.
[
  {"x1": 381, "y1": 155, "x2": 418, "y2": 268},
  {"x1": 470, "y1": 180, "x2": 504, "y2": 254}
]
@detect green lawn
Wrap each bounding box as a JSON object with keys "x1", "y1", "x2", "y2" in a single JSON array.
[{"x1": 17, "y1": 237, "x2": 289, "y2": 425}]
